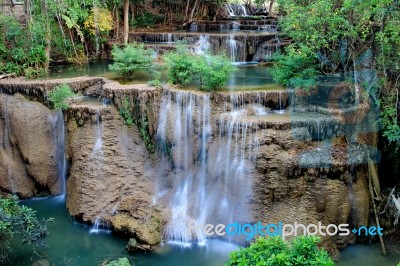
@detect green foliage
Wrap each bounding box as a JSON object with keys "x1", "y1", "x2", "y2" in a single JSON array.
[
  {"x1": 164, "y1": 44, "x2": 237, "y2": 91},
  {"x1": 271, "y1": 45, "x2": 319, "y2": 90},
  {"x1": 119, "y1": 97, "x2": 135, "y2": 126},
  {"x1": 148, "y1": 72, "x2": 163, "y2": 88},
  {"x1": 48, "y1": 84, "x2": 75, "y2": 110},
  {"x1": 106, "y1": 257, "x2": 131, "y2": 266},
  {"x1": 109, "y1": 44, "x2": 157, "y2": 80},
  {"x1": 138, "y1": 115, "x2": 155, "y2": 153},
  {"x1": 118, "y1": 97, "x2": 155, "y2": 153},
  {"x1": 380, "y1": 95, "x2": 400, "y2": 143},
  {"x1": 0, "y1": 14, "x2": 46, "y2": 76},
  {"x1": 275, "y1": 0, "x2": 400, "y2": 144},
  {"x1": 131, "y1": 11, "x2": 164, "y2": 28},
  {"x1": 164, "y1": 44, "x2": 197, "y2": 86},
  {"x1": 196, "y1": 54, "x2": 237, "y2": 91},
  {"x1": 226, "y1": 236, "x2": 334, "y2": 266},
  {"x1": 0, "y1": 195, "x2": 53, "y2": 261}
]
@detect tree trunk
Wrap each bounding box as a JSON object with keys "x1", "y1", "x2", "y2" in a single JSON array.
[
  {"x1": 268, "y1": 0, "x2": 275, "y2": 16},
  {"x1": 188, "y1": 0, "x2": 200, "y2": 23},
  {"x1": 184, "y1": 0, "x2": 191, "y2": 23},
  {"x1": 113, "y1": 3, "x2": 120, "y2": 41},
  {"x1": 40, "y1": 0, "x2": 51, "y2": 72},
  {"x1": 123, "y1": 0, "x2": 129, "y2": 44}
]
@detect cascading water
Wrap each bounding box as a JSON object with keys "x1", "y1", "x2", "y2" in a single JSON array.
[
  {"x1": 156, "y1": 90, "x2": 257, "y2": 245},
  {"x1": 90, "y1": 217, "x2": 112, "y2": 234},
  {"x1": 392, "y1": 195, "x2": 400, "y2": 225},
  {"x1": 1, "y1": 99, "x2": 15, "y2": 193},
  {"x1": 48, "y1": 110, "x2": 67, "y2": 198},
  {"x1": 91, "y1": 109, "x2": 103, "y2": 157},
  {"x1": 88, "y1": 109, "x2": 104, "y2": 183},
  {"x1": 228, "y1": 35, "x2": 238, "y2": 62},
  {"x1": 224, "y1": 3, "x2": 250, "y2": 17},
  {"x1": 190, "y1": 22, "x2": 198, "y2": 32},
  {"x1": 275, "y1": 91, "x2": 285, "y2": 114},
  {"x1": 232, "y1": 22, "x2": 240, "y2": 31},
  {"x1": 194, "y1": 35, "x2": 210, "y2": 55}
]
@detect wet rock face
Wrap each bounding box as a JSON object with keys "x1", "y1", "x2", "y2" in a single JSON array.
[
  {"x1": 65, "y1": 105, "x2": 161, "y2": 245},
  {"x1": 0, "y1": 94, "x2": 63, "y2": 197},
  {"x1": 251, "y1": 129, "x2": 371, "y2": 257}
]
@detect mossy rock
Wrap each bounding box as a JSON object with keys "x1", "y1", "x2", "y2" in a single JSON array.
[{"x1": 105, "y1": 257, "x2": 131, "y2": 266}]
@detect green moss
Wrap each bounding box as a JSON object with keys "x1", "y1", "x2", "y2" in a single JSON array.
[
  {"x1": 118, "y1": 97, "x2": 155, "y2": 153},
  {"x1": 105, "y1": 257, "x2": 131, "y2": 266}
]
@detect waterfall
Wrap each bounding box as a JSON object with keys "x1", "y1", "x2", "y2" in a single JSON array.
[
  {"x1": 232, "y1": 22, "x2": 240, "y2": 31},
  {"x1": 228, "y1": 35, "x2": 238, "y2": 62},
  {"x1": 392, "y1": 195, "x2": 400, "y2": 225},
  {"x1": 224, "y1": 3, "x2": 235, "y2": 17},
  {"x1": 91, "y1": 109, "x2": 103, "y2": 157},
  {"x1": 223, "y1": 3, "x2": 250, "y2": 17},
  {"x1": 157, "y1": 90, "x2": 256, "y2": 245},
  {"x1": 275, "y1": 91, "x2": 285, "y2": 114},
  {"x1": 90, "y1": 217, "x2": 112, "y2": 234},
  {"x1": 1, "y1": 99, "x2": 15, "y2": 193},
  {"x1": 190, "y1": 22, "x2": 198, "y2": 32},
  {"x1": 241, "y1": 4, "x2": 248, "y2": 16},
  {"x1": 48, "y1": 111, "x2": 67, "y2": 198},
  {"x1": 194, "y1": 35, "x2": 210, "y2": 55}
]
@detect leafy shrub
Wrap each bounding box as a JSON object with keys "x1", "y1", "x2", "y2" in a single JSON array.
[
  {"x1": 0, "y1": 195, "x2": 53, "y2": 261},
  {"x1": 48, "y1": 84, "x2": 75, "y2": 110},
  {"x1": 164, "y1": 44, "x2": 237, "y2": 91},
  {"x1": 164, "y1": 44, "x2": 197, "y2": 86},
  {"x1": 196, "y1": 54, "x2": 236, "y2": 91},
  {"x1": 109, "y1": 44, "x2": 157, "y2": 80},
  {"x1": 271, "y1": 45, "x2": 319, "y2": 90},
  {"x1": 148, "y1": 71, "x2": 163, "y2": 88},
  {"x1": 226, "y1": 236, "x2": 334, "y2": 266}
]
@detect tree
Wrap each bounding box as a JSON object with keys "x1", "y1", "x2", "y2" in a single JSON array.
[
  {"x1": 0, "y1": 195, "x2": 53, "y2": 262},
  {"x1": 109, "y1": 43, "x2": 157, "y2": 80},
  {"x1": 272, "y1": 0, "x2": 400, "y2": 144},
  {"x1": 164, "y1": 44, "x2": 237, "y2": 90},
  {"x1": 164, "y1": 43, "x2": 197, "y2": 86},
  {"x1": 226, "y1": 236, "x2": 334, "y2": 266},
  {"x1": 47, "y1": 83, "x2": 76, "y2": 110},
  {"x1": 195, "y1": 53, "x2": 237, "y2": 91},
  {"x1": 123, "y1": 0, "x2": 129, "y2": 44}
]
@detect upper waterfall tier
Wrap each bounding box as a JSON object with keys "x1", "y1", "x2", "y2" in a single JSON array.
[
  {"x1": 129, "y1": 31, "x2": 283, "y2": 62},
  {"x1": 186, "y1": 19, "x2": 278, "y2": 32}
]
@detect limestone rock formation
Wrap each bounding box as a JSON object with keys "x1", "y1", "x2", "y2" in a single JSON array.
[
  {"x1": 65, "y1": 104, "x2": 161, "y2": 245},
  {"x1": 0, "y1": 77, "x2": 377, "y2": 252},
  {"x1": 0, "y1": 93, "x2": 63, "y2": 197}
]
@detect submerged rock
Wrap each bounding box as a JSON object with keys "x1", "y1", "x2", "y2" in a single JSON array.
[
  {"x1": 104, "y1": 257, "x2": 131, "y2": 266},
  {"x1": 126, "y1": 238, "x2": 137, "y2": 252},
  {"x1": 112, "y1": 213, "x2": 161, "y2": 245}
]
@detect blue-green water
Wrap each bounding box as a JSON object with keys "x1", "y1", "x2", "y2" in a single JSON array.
[
  {"x1": 7, "y1": 197, "x2": 399, "y2": 266},
  {"x1": 47, "y1": 62, "x2": 282, "y2": 91},
  {"x1": 8, "y1": 198, "x2": 237, "y2": 266}
]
